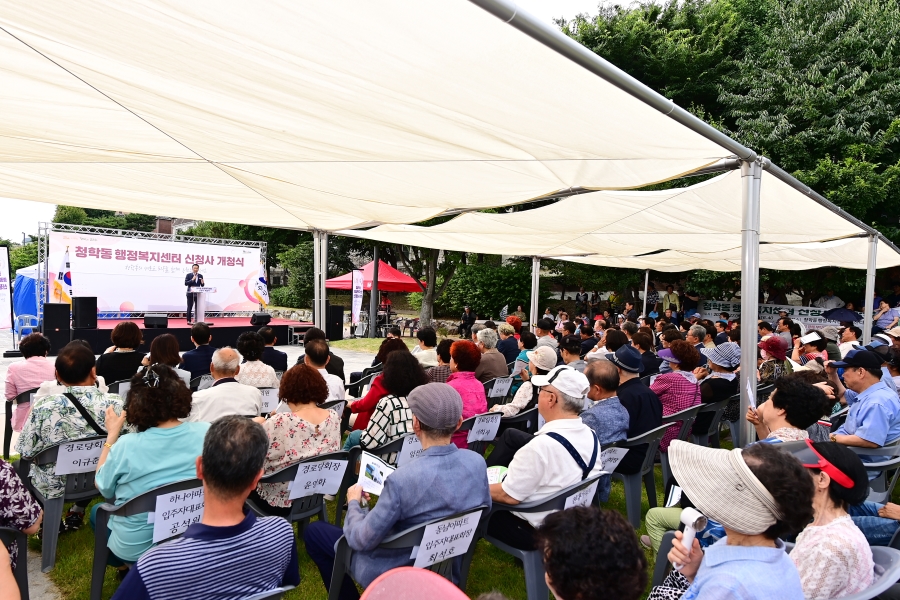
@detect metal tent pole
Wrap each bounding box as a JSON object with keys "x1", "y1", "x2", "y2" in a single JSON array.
[
  {"x1": 320, "y1": 231, "x2": 329, "y2": 334},
  {"x1": 642, "y1": 269, "x2": 650, "y2": 317},
  {"x1": 863, "y1": 235, "x2": 878, "y2": 345},
  {"x1": 368, "y1": 247, "x2": 380, "y2": 338},
  {"x1": 739, "y1": 159, "x2": 762, "y2": 448},
  {"x1": 530, "y1": 257, "x2": 541, "y2": 331},
  {"x1": 312, "y1": 231, "x2": 322, "y2": 329}
]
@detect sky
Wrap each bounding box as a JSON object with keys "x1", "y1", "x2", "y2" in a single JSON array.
[{"x1": 0, "y1": 0, "x2": 603, "y2": 244}]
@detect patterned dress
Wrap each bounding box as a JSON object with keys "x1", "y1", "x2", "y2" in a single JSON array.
[
  {"x1": 650, "y1": 371, "x2": 701, "y2": 452},
  {"x1": 792, "y1": 516, "x2": 874, "y2": 599},
  {"x1": 257, "y1": 411, "x2": 341, "y2": 508},
  {"x1": 360, "y1": 394, "x2": 413, "y2": 449},
  {"x1": 235, "y1": 360, "x2": 279, "y2": 388},
  {"x1": 0, "y1": 459, "x2": 42, "y2": 569},
  {"x1": 15, "y1": 386, "x2": 124, "y2": 498}
]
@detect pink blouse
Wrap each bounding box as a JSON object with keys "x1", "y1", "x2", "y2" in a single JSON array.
[
  {"x1": 650, "y1": 371, "x2": 701, "y2": 452},
  {"x1": 447, "y1": 371, "x2": 487, "y2": 450}
]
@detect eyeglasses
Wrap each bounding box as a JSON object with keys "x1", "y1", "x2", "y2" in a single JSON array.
[{"x1": 794, "y1": 439, "x2": 855, "y2": 489}]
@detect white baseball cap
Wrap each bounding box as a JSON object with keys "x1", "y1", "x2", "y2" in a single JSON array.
[{"x1": 530, "y1": 365, "x2": 589, "y2": 399}]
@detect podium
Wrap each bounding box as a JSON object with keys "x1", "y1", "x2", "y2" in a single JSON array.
[{"x1": 192, "y1": 287, "x2": 217, "y2": 323}]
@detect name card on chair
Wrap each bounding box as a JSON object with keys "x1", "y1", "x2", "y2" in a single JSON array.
[
  {"x1": 151, "y1": 487, "x2": 205, "y2": 543},
  {"x1": 259, "y1": 388, "x2": 278, "y2": 412},
  {"x1": 467, "y1": 413, "x2": 502, "y2": 443},
  {"x1": 411, "y1": 511, "x2": 481, "y2": 568},
  {"x1": 599, "y1": 447, "x2": 629, "y2": 472},
  {"x1": 564, "y1": 480, "x2": 600, "y2": 509},
  {"x1": 54, "y1": 439, "x2": 104, "y2": 475},
  {"x1": 488, "y1": 377, "x2": 513, "y2": 398},
  {"x1": 117, "y1": 382, "x2": 131, "y2": 399},
  {"x1": 288, "y1": 459, "x2": 348, "y2": 499},
  {"x1": 395, "y1": 435, "x2": 424, "y2": 467}
]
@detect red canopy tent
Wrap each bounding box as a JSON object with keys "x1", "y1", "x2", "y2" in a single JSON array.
[{"x1": 325, "y1": 260, "x2": 424, "y2": 292}]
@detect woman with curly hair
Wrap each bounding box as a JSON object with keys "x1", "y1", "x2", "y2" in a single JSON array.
[
  {"x1": 447, "y1": 340, "x2": 487, "y2": 449},
  {"x1": 235, "y1": 331, "x2": 278, "y2": 388},
  {"x1": 249, "y1": 364, "x2": 340, "y2": 515},
  {"x1": 344, "y1": 351, "x2": 428, "y2": 450},
  {"x1": 650, "y1": 442, "x2": 814, "y2": 600},
  {"x1": 651, "y1": 340, "x2": 701, "y2": 452},
  {"x1": 348, "y1": 337, "x2": 410, "y2": 432},
  {"x1": 92, "y1": 364, "x2": 208, "y2": 572},
  {"x1": 138, "y1": 333, "x2": 191, "y2": 386}
]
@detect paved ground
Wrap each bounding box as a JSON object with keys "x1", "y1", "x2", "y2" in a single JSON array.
[{"x1": 1, "y1": 330, "x2": 375, "y2": 600}]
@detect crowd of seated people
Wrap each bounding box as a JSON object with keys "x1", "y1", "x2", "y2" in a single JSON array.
[{"x1": 11, "y1": 302, "x2": 900, "y2": 600}]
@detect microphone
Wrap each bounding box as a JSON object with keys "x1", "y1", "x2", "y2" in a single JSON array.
[{"x1": 673, "y1": 507, "x2": 707, "y2": 571}]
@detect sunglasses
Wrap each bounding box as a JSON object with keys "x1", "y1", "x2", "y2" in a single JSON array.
[{"x1": 794, "y1": 439, "x2": 855, "y2": 489}]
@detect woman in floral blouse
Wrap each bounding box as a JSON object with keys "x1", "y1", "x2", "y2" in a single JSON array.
[
  {"x1": 0, "y1": 459, "x2": 43, "y2": 571},
  {"x1": 235, "y1": 331, "x2": 279, "y2": 388},
  {"x1": 250, "y1": 364, "x2": 340, "y2": 515}
]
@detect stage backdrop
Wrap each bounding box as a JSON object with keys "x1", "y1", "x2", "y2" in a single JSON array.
[{"x1": 49, "y1": 232, "x2": 262, "y2": 313}]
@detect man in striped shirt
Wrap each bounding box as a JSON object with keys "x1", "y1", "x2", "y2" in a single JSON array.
[{"x1": 112, "y1": 416, "x2": 299, "y2": 600}]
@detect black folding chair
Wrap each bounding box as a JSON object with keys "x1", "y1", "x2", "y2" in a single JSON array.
[
  {"x1": 0, "y1": 526, "x2": 29, "y2": 600},
  {"x1": 4, "y1": 387, "x2": 38, "y2": 459}
]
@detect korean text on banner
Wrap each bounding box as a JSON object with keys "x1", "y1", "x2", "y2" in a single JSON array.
[
  {"x1": 467, "y1": 413, "x2": 502, "y2": 443},
  {"x1": 288, "y1": 459, "x2": 348, "y2": 499},
  {"x1": 0, "y1": 247, "x2": 11, "y2": 330},
  {"x1": 351, "y1": 269, "x2": 364, "y2": 325},
  {"x1": 396, "y1": 434, "x2": 424, "y2": 467},
  {"x1": 411, "y1": 510, "x2": 481, "y2": 568},
  {"x1": 259, "y1": 388, "x2": 278, "y2": 413},
  {"x1": 358, "y1": 452, "x2": 395, "y2": 496},
  {"x1": 699, "y1": 300, "x2": 842, "y2": 331},
  {"x1": 54, "y1": 439, "x2": 104, "y2": 475},
  {"x1": 151, "y1": 487, "x2": 204, "y2": 543}
]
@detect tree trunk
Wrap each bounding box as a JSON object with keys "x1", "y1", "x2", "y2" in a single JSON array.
[{"x1": 420, "y1": 249, "x2": 438, "y2": 326}]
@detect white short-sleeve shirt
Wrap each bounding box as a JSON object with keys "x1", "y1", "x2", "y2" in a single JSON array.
[
  {"x1": 501, "y1": 417, "x2": 602, "y2": 527},
  {"x1": 318, "y1": 368, "x2": 345, "y2": 401}
]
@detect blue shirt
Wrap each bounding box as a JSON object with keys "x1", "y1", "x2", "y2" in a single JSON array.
[
  {"x1": 343, "y1": 443, "x2": 490, "y2": 587},
  {"x1": 877, "y1": 308, "x2": 899, "y2": 329},
  {"x1": 112, "y1": 510, "x2": 299, "y2": 600},
  {"x1": 580, "y1": 396, "x2": 629, "y2": 502},
  {"x1": 846, "y1": 369, "x2": 898, "y2": 405},
  {"x1": 683, "y1": 538, "x2": 803, "y2": 600},
  {"x1": 837, "y1": 381, "x2": 900, "y2": 448},
  {"x1": 95, "y1": 422, "x2": 210, "y2": 563}
]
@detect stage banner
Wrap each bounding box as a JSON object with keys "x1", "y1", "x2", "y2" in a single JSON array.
[
  {"x1": 49, "y1": 232, "x2": 262, "y2": 313},
  {"x1": 699, "y1": 300, "x2": 843, "y2": 331},
  {"x1": 351, "y1": 269, "x2": 364, "y2": 325},
  {"x1": 0, "y1": 247, "x2": 11, "y2": 330}
]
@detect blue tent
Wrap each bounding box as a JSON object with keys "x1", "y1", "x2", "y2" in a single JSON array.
[{"x1": 12, "y1": 263, "x2": 40, "y2": 333}]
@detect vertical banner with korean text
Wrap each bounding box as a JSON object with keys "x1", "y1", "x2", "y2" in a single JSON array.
[
  {"x1": 0, "y1": 247, "x2": 12, "y2": 330},
  {"x1": 351, "y1": 269, "x2": 364, "y2": 325},
  {"x1": 49, "y1": 232, "x2": 261, "y2": 313}
]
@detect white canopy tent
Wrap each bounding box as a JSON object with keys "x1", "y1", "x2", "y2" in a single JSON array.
[{"x1": 0, "y1": 0, "x2": 892, "y2": 445}]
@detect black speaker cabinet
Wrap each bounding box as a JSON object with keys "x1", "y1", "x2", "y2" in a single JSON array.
[
  {"x1": 72, "y1": 297, "x2": 98, "y2": 329},
  {"x1": 43, "y1": 303, "x2": 71, "y2": 355},
  {"x1": 327, "y1": 304, "x2": 344, "y2": 341},
  {"x1": 144, "y1": 314, "x2": 169, "y2": 329},
  {"x1": 250, "y1": 312, "x2": 272, "y2": 326}
]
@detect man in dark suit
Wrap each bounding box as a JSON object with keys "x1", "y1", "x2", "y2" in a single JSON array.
[
  {"x1": 181, "y1": 322, "x2": 217, "y2": 380},
  {"x1": 185, "y1": 263, "x2": 205, "y2": 324},
  {"x1": 258, "y1": 326, "x2": 288, "y2": 372}
]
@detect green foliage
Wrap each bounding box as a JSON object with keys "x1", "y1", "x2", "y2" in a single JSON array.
[
  {"x1": 268, "y1": 286, "x2": 303, "y2": 309},
  {"x1": 10, "y1": 242, "x2": 38, "y2": 276},
  {"x1": 53, "y1": 205, "x2": 88, "y2": 225},
  {"x1": 438, "y1": 263, "x2": 547, "y2": 318},
  {"x1": 277, "y1": 242, "x2": 315, "y2": 308},
  {"x1": 53, "y1": 205, "x2": 156, "y2": 231},
  {"x1": 407, "y1": 291, "x2": 423, "y2": 312}
]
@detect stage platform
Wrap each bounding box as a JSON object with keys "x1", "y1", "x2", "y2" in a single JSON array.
[{"x1": 69, "y1": 318, "x2": 313, "y2": 354}]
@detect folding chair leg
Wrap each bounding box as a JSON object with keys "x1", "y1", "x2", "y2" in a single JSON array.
[
  {"x1": 660, "y1": 453, "x2": 671, "y2": 489},
  {"x1": 41, "y1": 497, "x2": 65, "y2": 572},
  {"x1": 522, "y1": 550, "x2": 550, "y2": 600},
  {"x1": 89, "y1": 510, "x2": 112, "y2": 600},
  {"x1": 727, "y1": 420, "x2": 740, "y2": 445},
  {"x1": 623, "y1": 475, "x2": 642, "y2": 529},
  {"x1": 4, "y1": 401, "x2": 12, "y2": 460},
  {"x1": 328, "y1": 537, "x2": 353, "y2": 600},
  {"x1": 644, "y1": 470, "x2": 657, "y2": 509}
]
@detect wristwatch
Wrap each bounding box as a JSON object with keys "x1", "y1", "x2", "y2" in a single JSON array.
[{"x1": 829, "y1": 433, "x2": 837, "y2": 443}]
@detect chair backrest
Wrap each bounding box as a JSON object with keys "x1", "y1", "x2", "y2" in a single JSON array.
[
  {"x1": 320, "y1": 399, "x2": 346, "y2": 412},
  {"x1": 785, "y1": 543, "x2": 900, "y2": 600},
  {"x1": 15, "y1": 387, "x2": 39, "y2": 405},
  {"x1": 106, "y1": 477, "x2": 204, "y2": 517},
  {"x1": 349, "y1": 372, "x2": 380, "y2": 398},
  {"x1": 0, "y1": 526, "x2": 28, "y2": 597},
  {"x1": 661, "y1": 404, "x2": 703, "y2": 445},
  {"x1": 30, "y1": 435, "x2": 107, "y2": 501},
  {"x1": 242, "y1": 586, "x2": 294, "y2": 600},
  {"x1": 499, "y1": 407, "x2": 539, "y2": 435},
  {"x1": 456, "y1": 412, "x2": 497, "y2": 454},
  {"x1": 619, "y1": 423, "x2": 671, "y2": 476},
  {"x1": 106, "y1": 379, "x2": 131, "y2": 395},
  {"x1": 369, "y1": 435, "x2": 409, "y2": 466},
  {"x1": 190, "y1": 374, "x2": 215, "y2": 391},
  {"x1": 756, "y1": 384, "x2": 774, "y2": 403},
  {"x1": 494, "y1": 474, "x2": 603, "y2": 514},
  {"x1": 258, "y1": 451, "x2": 350, "y2": 520},
  {"x1": 693, "y1": 395, "x2": 733, "y2": 439}
]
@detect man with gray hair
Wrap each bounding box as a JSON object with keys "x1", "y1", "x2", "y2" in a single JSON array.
[
  {"x1": 470, "y1": 322, "x2": 485, "y2": 343},
  {"x1": 686, "y1": 324, "x2": 708, "y2": 367},
  {"x1": 475, "y1": 327, "x2": 510, "y2": 382},
  {"x1": 187, "y1": 347, "x2": 262, "y2": 422},
  {"x1": 621, "y1": 321, "x2": 638, "y2": 341},
  {"x1": 488, "y1": 365, "x2": 601, "y2": 550}
]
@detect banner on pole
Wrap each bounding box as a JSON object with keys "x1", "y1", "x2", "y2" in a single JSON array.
[
  {"x1": 351, "y1": 269, "x2": 364, "y2": 325},
  {"x1": 699, "y1": 300, "x2": 843, "y2": 330},
  {"x1": 0, "y1": 247, "x2": 11, "y2": 330}
]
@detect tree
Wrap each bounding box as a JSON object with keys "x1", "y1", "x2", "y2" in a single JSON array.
[
  {"x1": 53, "y1": 205, "x2": 157, "y2": 232},
  {"x1": 438, "y1": 263, "x2": 544, "y2": 319}
]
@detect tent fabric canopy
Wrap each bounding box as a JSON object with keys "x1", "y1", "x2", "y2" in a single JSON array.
[
  {"x1": 325, "y1": 260, "x2": 424, "y2": 293},
  {"x1": 340, "y1": 170, "x2": 900, "y2": 271},
  {"x1": 0, "y1": 0, "x2": 732, "y2": 232}
]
